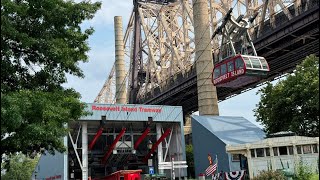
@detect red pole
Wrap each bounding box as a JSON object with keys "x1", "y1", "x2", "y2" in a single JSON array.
[
  {"x1": 88, "y1": 127, "x2": 104, "y2": 150},
  {"x1": 143, "y1": 128, "x2": 171, "y2": 162},
  {"x1": 101, "y1": 128, "x2": 126, "y2": 164},
  {"x1": 134, "y1": 127, "x2": 150, "y2": 149}
]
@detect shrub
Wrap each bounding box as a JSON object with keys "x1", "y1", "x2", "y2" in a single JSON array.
[
  {"x1": 252, "y1": 170, "x2": 286, "y2": 180},
  {"x1": 294, "y1": 162, "x2": 313, "y2": 180}
]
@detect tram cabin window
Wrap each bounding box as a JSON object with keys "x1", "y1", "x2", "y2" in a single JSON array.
[
  {"x1": 221, "y1": 64, "x2": 227, "y2": 75},
  {"x1": 250, "y1": 149, "x2": 255, "y2": 158},
  {"x1": 312, "y1": 144, "x2": 318, "y2": 153},
  {"x1": 260, "y1": 58, "x2": 269, "y2": 69},
  {"x1": 214, "y1": 68, "x2": 220, "y2": 78},
  {"x1": 265, "y1": 148, "x2": 270, "y2": 156},
  {"x1": 256, "y1": 148, "x2": 265, "y2": 157},
  {"x1": 235, "y1": 57, "x2": 244, "y2": 69},
  {"x1": 297, "y1": 145, "x2": 302, "y2": 154},
  {"x1": 251, "y1": 58, "x2": 262, "y2": 69},
  {"x1": 228, "y1": 61, "x2": 234, "y2": 72},
  {"x1": 243, "y1": 57, "x2": 252, "y2": 68},
  {"x1": 279, "y1": 146, "x2": 288, "y2": 155},
  {"x1": 288, "y1": 146, "x2": 294, "y2": 155},
  {"x1": 303, "y1": 145, "x2": 312, "y2": 154},
  {"x1": 273, "y1": 147, "x2": 278, "y2": 156}
]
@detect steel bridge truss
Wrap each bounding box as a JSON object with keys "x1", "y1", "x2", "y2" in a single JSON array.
[{"x1": 95, "y1": 0, "x2": 308, "y2": 105}]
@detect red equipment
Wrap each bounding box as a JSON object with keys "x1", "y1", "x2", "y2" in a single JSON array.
[
  {"x1": 88, "y1": 127, "x2": 104, "y2": 150},
  {"x1": 134, "y1": 127, "x2": 150, "y2": 149},
  {"x1": 143, "y1": 128, "x2": 171, "y2": 162},
  {"x1": 101, "y1": 128, "x2": 126, "y2": 164},
  {"x1": 101, "y1": 170, "x2": 142, "y2": 180}
]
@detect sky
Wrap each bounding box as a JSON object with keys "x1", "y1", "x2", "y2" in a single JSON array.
[{"x1": 64, "y1": 0, "x2": 278, "y2": 129}]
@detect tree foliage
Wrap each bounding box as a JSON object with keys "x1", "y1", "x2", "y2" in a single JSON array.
[
  {"x1": 254, "y1": 55, "x2": 319, "y2": 137},
  {"x1": 186, "y1": 144, "x2": 195, "y2": 178},
  {"x1": 1, "y1": 0, "x2": 101, "y2": 92},
  {"x1": 1, "y1": 89, "x2": 85, "y2": 155},
  {"x1": 1, "y1": 153, "x2": 39, "y2": 180},
  {"x1": 1, "y1": 0, "x2": 101, "y2": 156}
]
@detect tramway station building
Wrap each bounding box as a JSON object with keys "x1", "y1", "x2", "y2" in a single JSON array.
[{"x1": 32, "y1": 103, "x2": 188, "y2": 180}]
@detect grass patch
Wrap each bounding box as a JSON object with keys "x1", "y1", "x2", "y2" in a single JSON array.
[{"x1": 310, "y1": 174, "x2": 319, "y2": 180}]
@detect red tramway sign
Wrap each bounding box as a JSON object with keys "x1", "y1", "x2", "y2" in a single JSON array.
[{"x1": 212, "y1": 54, "x2": 270, "y2": 88}]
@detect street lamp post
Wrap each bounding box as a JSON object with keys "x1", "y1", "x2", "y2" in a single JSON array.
[{"x1": 147, "y1": 140, "x2": 154, "y2": 178}]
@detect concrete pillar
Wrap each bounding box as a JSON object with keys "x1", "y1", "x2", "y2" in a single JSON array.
[
  {"x1": 192, "y1": 0, "x2": 219, "y2": 115},
  {"x1": 246, "y1": 148, "x2": 253, "y2": 179},
  {"x1": 156, "y1": 123, "x2": 164, "y2": 174},
  {"x1": 114, "y1": 16, "x2": 127, "y2": 104},
  {"x1": 82, "y1": 122, "x2": 88, "y2": 180},
  {"x1": 270, "y1": 145, "x2": 276, "y2": 171}
]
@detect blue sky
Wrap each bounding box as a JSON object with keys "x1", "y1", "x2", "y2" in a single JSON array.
[{"x1": 64, "y1": 0, "x2": 275, "y2": 129}]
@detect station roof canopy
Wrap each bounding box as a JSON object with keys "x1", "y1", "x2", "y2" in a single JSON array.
[
  {"x1": 191, "y1": 115, "x2": 265, "y2": 145},
  {"x1": 79, "y1": 103, "x2": 183, "y2": 122}
]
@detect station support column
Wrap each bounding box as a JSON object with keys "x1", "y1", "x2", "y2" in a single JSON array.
[
  {"x1": 82, "y1": 122, "x2": 88, "y2": 179},
  {"x1": 156, "y1": 123, "x2": 164, "y2": 174}
]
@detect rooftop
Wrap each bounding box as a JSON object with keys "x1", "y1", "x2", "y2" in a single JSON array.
[{"x1": 191, "y1": 115, "x2": 265, "y2": 145}]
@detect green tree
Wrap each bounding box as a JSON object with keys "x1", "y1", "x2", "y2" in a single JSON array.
[
  {"x1": 1, "y1": 153, "x2": 39, "y2": 180},
  {"x1": 186, "y1": 144, "x2": 195, "y2": 178},
  {"x1": 1, "y1": 0, "x2": 101, "y2": 156},
  {"x1": 254, "y1": 55, "x2": 319, "y2": 137}
]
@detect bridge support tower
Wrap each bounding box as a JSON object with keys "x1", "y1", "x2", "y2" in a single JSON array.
[
  {"x1": 192, "y1": 0, "x2": 219, "y2": 115},
  {"x1": 114, "y1": 16, "x2": 127, "y2": 104}
]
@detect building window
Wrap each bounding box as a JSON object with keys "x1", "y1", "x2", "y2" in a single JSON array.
[
  {"x1": 288, "y1": 146, "x2": 294, "y2": 155},
  {"x1": 265, "y1": 148, "x2": 270, "y2": 156},
  {"x1": 312, "y1": 144, "x2": 318, "y2": 153},
  {"x1": 273, "y1": 147, "x2": 278, "y2": 156},
  {"x1": 297, "y1": 145, "x2": 302, "y2": 154},
  {"x1": 256, "y1": 148, "x2": 265, "y2": 157},
  {"x1": 303, "y1": 145, "x2": 312, "y2": 154},
  {"x1": 251, "y1": 149, "x2": 255, "y2": 158},
  {"x1": 232, "y1": 154, "x2": 240, "y2": 162},
  {"x1": 279, "y1": 146, "x2": 288, "y2": 155}
]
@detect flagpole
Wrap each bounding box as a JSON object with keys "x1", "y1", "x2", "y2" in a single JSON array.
[{"x1": 216, "y1": 155, "x2": 218, "y2": 176}]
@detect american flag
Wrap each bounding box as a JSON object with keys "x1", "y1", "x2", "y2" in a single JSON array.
[{"x1": 205, "y1": 163, "x2": 217, "y2": 176}]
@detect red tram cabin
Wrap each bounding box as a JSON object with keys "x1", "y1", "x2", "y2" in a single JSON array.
[{"x1": 212, "y1": 54, "x2": 270, "y2": 88}]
